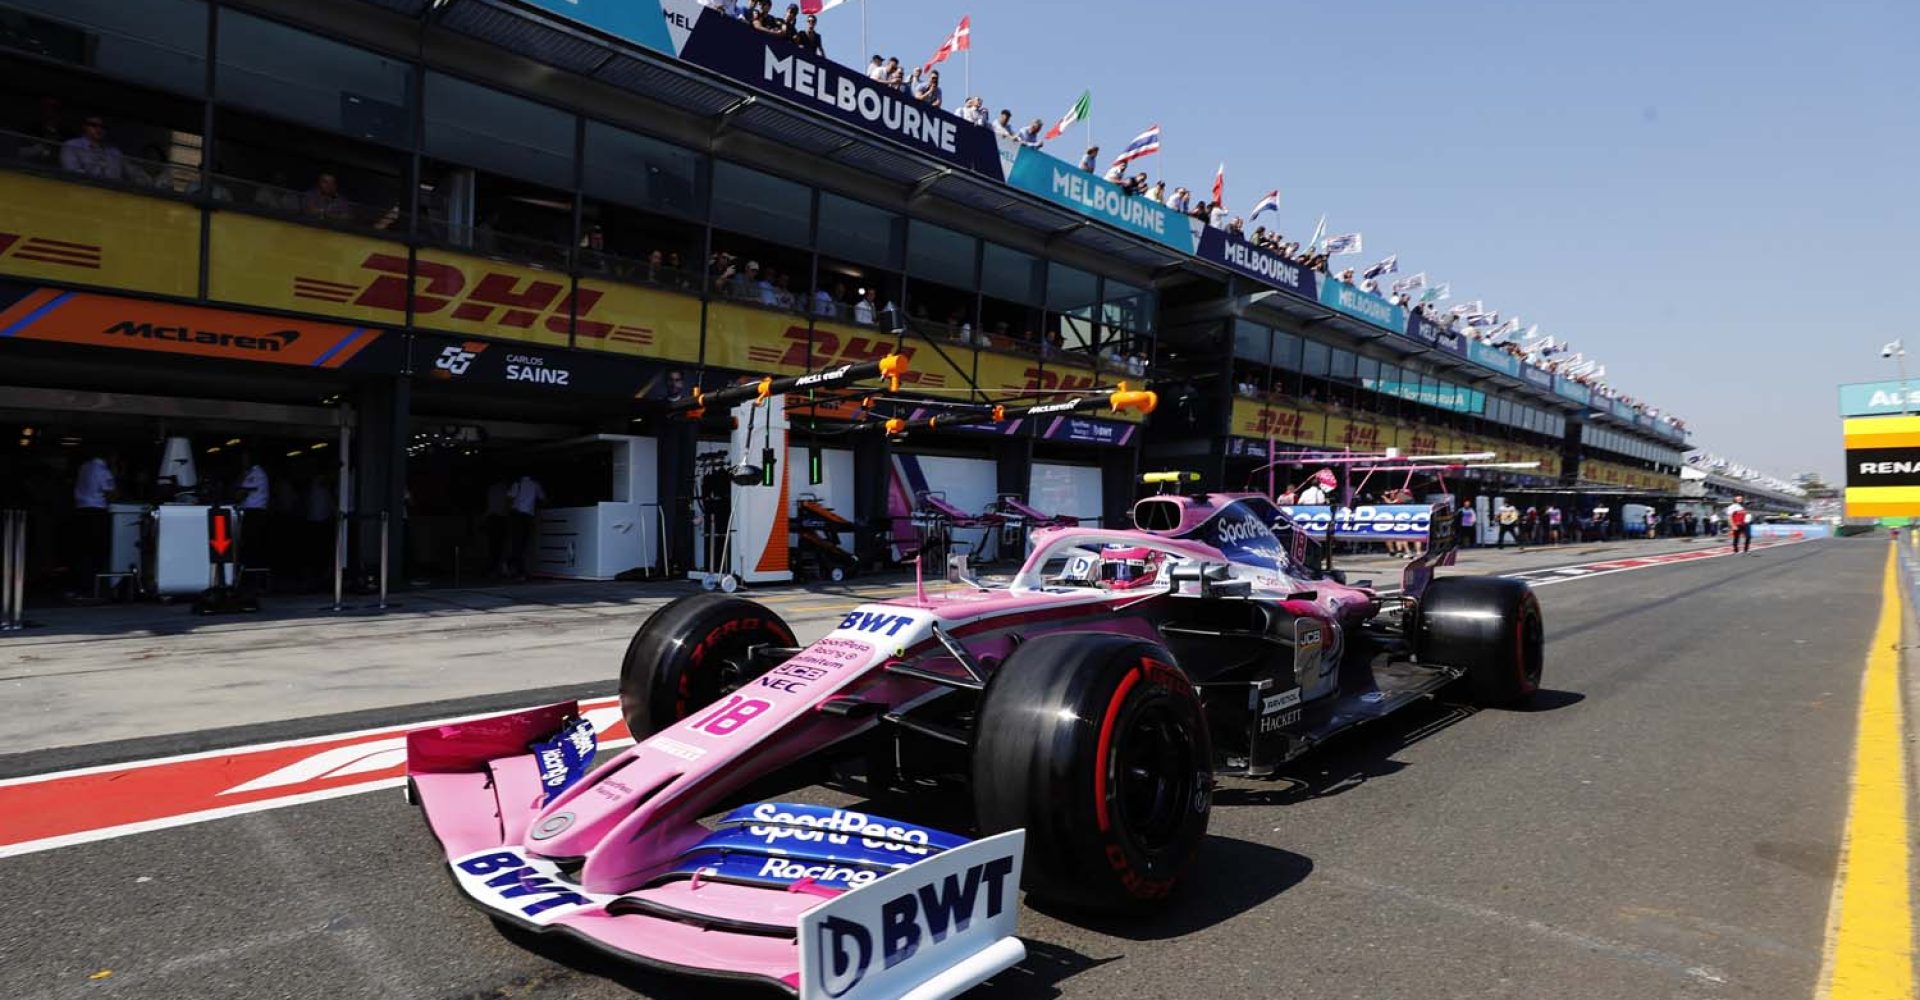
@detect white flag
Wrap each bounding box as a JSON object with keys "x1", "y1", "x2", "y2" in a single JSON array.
[
  {"x1": 1308, "y1": 214, "x2": 1327, "y2": 251},
  {"x1": 1321, "y1": 232, "x2": 1363, "y2": 255},
  {"x1": 1392, "y1": 271, "x2": 1428, "y2": 294}
]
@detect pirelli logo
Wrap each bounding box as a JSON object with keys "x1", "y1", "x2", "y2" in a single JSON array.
[{"x1": 0, "y1": 232, "x2": 103, "y2": 270}]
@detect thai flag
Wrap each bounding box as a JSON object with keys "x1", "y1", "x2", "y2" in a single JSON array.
[
  {"x1": 1250, "y1": 190, "x2": 1281, "y2": 222},
  {"x1": 1112, "y1": 125, "x2": 1161, "y2": 167}
]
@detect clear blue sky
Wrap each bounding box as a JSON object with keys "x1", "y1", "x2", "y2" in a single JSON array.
[{"x1": 829, "y1": 0, "x2": 1916, "y2": 484}]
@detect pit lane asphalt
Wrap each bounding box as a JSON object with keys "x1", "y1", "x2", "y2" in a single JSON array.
[{"x1": 1, "y1": 537, "x2": 1885, "y2": 1000}]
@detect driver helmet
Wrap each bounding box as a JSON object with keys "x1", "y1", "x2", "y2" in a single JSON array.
[{"x1": 1098, "y1": 545, "x2": 1163, "y2": 590}]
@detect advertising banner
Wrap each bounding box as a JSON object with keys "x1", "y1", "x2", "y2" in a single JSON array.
[
  {"x1": 1005, "y1": 147, "x2": 1198, "y2": 253},
  {"x1": 678, "y1": 13, "x2": 1004, "y2": 177},
  {"x1": 1317, "y1": 278, "x2": 1407, "y2": 331},
  {"x1": 1325, "y1": 414, "x2": 1388, "y2": 452},
  {"x1": 1363, "y1": 379, "x2": 1483, "y2": 414},
  {"x1": 413, "y1": 333, "x2": 646, "y2": 396},
  {"x1": 1280, "y1": 504, "x2": 1441, "y2": 541},
  {"x1": 1554, "y1": 377, "x2": 1592, "y2": 406},
  {"x1": 1467, "y1": 340, "x2": 1522, "y2": 378},
  {"x1": 1522, "y1": 363, "x2": 1555, "y2": 389},
  {"x1": 515, "y1": 0, "x2": 675, "y2": 53},
  {"x1": 410, "y1": 248, "x2": 573, "y2": 347},
  {"x1": 0, "y1": 285, "x2": 387, "y2": 370},
  {"x1": 207, "y1": 212, "x2": 408, "y2": 326},
  {"x1": 1230, "y1": 398, "x2": 1325, "y2": 446},
  {"x1": 1395, "y1": 423, "x2": 1451, "y2": 457},
  {"x1": 1039, "y1": 414, "x2": 1136, "y2": 447},
  {"x1": 572, "y1": 279, "x2": 702, "y2": 361},
  {"x1": 0, "y1": 172, "x2": 200, "y2": 298},
  {"x1": 1194, "y1": 228, "x2": 1315, "y2": 297},
  {"x1": 1843, "y1": 415, "x2": 1920, "y2": 518},
  {"x1": 1402, "y1": 312, "x2": 1466, "y2": 356}
]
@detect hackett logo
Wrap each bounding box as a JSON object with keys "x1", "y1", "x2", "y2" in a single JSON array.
[{"x1": 294, "y1": 254, "x2": 654, "y2": 348}]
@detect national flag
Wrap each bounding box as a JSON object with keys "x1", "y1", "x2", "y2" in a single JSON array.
[
  {"x1": 1211, "y1": 163, "x2": 1226, "y2": 207},
  {"x1": 1321, "y1": 232, "x2": 1363, "y2": 255},
  {"x1": 1520, "y1": 323, "x2": 1541, "y2": 345},
  {"x1": 1250, "y1": 190, "x2": 1281, "y2": 222},
  {"x1": 1392, "y1": 271, "x2": 1427, "y2": 294},
  {"x1": 1448, "y1": 299, "x2": 1483, "y2": 316},
  {"x1": 920, "y1": 15, "x2": 971, "y2": 75},
  {"x1": 1487, "y1": 317, "x2": 1522, "y2": 343},
  {"x1": 1307, "y1": 214, "x2": 1326, "y2": 251},
  {"x1": 1111, "y1": 124, "x2": 1161, "y2": 167},
  {"x1": 800, "y1": 0, "x2": 847, "y2": 12},
  {"x1": 1043, "y1": 90, "x2": 1091, "y2": 141},
  {"x1": 1362, "y1": 254, "x2": 1398, "y2": 280},
  {"x1": 1526, "y1": 336, "x2": 1557, "y2": 357},
  {"x1": 1422, "y1": 282, "x2": 1450, "y2": 303}
]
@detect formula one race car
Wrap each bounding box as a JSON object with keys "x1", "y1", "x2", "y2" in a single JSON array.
[{"x1": 406, "y1": 485, "x2": 1542, "y2": 998}]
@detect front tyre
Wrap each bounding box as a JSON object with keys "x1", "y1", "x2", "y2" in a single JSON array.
[
  {"x1": 619, "y1": 594, "x2": 795, "y2": 739},
  {"x1": 972, "y1": 633, "x2": 1211, "y2": 911},
  {"x1": 1417, "y1": 576, "x2": 1544, "y2": 706}
]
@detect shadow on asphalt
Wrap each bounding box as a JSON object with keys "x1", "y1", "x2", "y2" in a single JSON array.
[{"x1": 1027, "y1": 834, "x2": 1315, "y2": 943}]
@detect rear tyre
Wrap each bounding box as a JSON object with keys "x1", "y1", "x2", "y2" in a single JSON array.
[
  {"x1": 619, "y1": 594, "x2": 796, "y2": 739},
  {"x1": 1417, "y1": 576, "x2": 1544, "y2": 706},
  {"x1": 972, "y1": 633, "x2": 1211, "y2": 911}
]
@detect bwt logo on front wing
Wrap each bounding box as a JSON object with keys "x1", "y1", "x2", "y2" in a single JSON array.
[
  {"x1": 812, "y1": 854, "x2": 1017, "y2": 998},
  {"x1": 295, "y1": 253, "x2": 654, "y2": 347}
]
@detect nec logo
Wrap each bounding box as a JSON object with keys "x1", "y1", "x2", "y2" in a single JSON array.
[
  {"x1": 294, "y1": 254, "x2": 654, "y2": 348},
  {"x1": 433, "y1": 342, "x2": 487, "y2": 377},
  {"x1": 810, "y1": 854, "x2": 1017, "y2": 998}
]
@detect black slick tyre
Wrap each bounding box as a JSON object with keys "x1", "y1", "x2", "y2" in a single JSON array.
[
  {"x1": 1417, "y1": 576, "x2": 1544, "y2": 706},
  {"x1": 972, "y1": 632, "x2": 1211, "y2": 911},
  {"x1": 619, "y1": 594, "x2": 795, "y2": 739}
]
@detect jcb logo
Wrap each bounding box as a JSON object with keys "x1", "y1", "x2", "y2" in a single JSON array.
[{"x1": 294, "y1": 254, "x2": 654, "y2": 348}]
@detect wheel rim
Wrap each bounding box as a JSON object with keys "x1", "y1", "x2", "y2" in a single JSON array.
[
  {"x1": 1112, "y1": 700, "x2": 1198, "y2": 853},
  {"x1": 676, "y1": 631, "x2": 763, "y2": 716},
  {"x1": 1518, "y1": 601, "x2": 1544, "y2": 689}
]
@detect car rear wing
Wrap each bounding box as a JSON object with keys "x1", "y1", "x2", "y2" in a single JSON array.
[{"x1": 1278, "y1": 502, "x2": 1458, "y2": 598}]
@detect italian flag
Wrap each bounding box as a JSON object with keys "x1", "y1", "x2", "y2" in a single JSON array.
[{"x1": 1043, "y1": 91, "x2": 1091, "y2": 142}]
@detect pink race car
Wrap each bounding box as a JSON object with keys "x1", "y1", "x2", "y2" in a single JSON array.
[{"x1": 406, "y1": 489, "x2": 1544, "y2": 998}]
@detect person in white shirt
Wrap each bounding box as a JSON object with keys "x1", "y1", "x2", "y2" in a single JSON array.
[
  {"x1": 507, "y1": 474, "x2": 547, "y2": 579},
  {"x1": 1725, "y1": 495, "x2": 1753, "y2": 554},
  {"x1": 854, "y1": 288, "x2": 878, "y2": 325},
  {"x1": 958, "y1": 97, "x2": 987, "y2": 126},
  {"x1": 866, "y1": 56, "x2": 886, "y2": 82},
  {"x1": 235, "y1": 455, "x2": 271, "y2": 570},
  {"x1": 70, "y1": 453, "x2": 116, "y2": 594},
  {"x1": 1208, "y1": 203, "x2": 1229, "y2": 229},
  {"x1": 1165, "y1": 187, "x2": 1191, "y2": 213},
  {"x1": 991, "y1": 110, "x2": 1018, "y2": 142},
  {"x1": 1102, "y1": 161, "x2": 1126, "y2": 185}
]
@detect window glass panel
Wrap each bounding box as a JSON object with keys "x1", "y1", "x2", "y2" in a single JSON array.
[
  {"x1": 424, "y1": 72, "x2": 573, "y2": 188},
  {"x1": 907, "y1": 219, "x2": 976, "y2": 285},
  {"x1": 1272, "y1": 332, "x2": 1301, "y2": 371},
  {"x1": 582, "y1": 121, "x2": 704, "y2": 220},
  {"x1": 1, "y1": 0, "x2": 206, "y2": 95},
  {"x1": 1102, "y1": 279, "x2": 1153, "y2": 333},
  {"x1": 815, "y1": 192, "x2": 901, "y2": 269},
  {"x1": 710, "y1": 160, "x2": 811, "y2": 246},
  {"x1": 1356, "y1": 356, "x2": 1380, "y2": 382},
  {"x1": 1330, "y1": 349, "x2": 1357, "y2": 382},
  {"x1": 1301, "y1": 339, "x2": 1330, "y2": 377},
  {"x1": 216, "y1": 11, "x2": 411, "y2": 146},
  {"x1": 981, "y1": 242, "x2": 1041, "y2": 305},
  {"x1": 1045, "y1": 262, "x2": 1097, "y2": 318},
  {"x1": 1232, "y1": 321, "x2": 1269, "y2": 364}
]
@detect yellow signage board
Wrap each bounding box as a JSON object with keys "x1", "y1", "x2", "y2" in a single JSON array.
[
  {"x1": 1843, "y1": 415, "x2": 1920, "y2": 518},
  {"x1": 573, "y1": 279, "x2": 702, "y2": 362},
  {"x1": 207, "y1": 212, "x2": 404, "y2": 326},
  {"x1": 1230, "y1": 398, "x2": 1326, "y2": 445},
  {"x1": 1325, "y1": 414, "x2": 1389, "y2": 452},
  {"x1": 0, "y1": 172, "x2": 199, "y2": 298}
]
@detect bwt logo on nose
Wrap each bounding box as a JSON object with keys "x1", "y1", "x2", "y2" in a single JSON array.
[
  {"x1": 811, "y1": 854, "x2": 1017, "y2": 997},
  {"x1": 837, "y1": 611, "x2": 916, "y2": 636}
]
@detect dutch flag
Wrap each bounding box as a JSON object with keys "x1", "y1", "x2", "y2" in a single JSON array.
[{"x1": 1250, "y1": 190, "x2": 1281, "y2": 222}]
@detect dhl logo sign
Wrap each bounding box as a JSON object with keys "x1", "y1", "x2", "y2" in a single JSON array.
[
  {"x1": 1404, "y1": 431, "x2": 1441, "y2": 453},
  {"x1": 1337, "y1": 422, "x2": 1384, "y2": 449},
  {"x1": 0, "y1": 231, "x2": 103, "y2": 271},
  {"x1": 1246, "y1": 407, "x2": 1310, "y2": 439},
  {"x1": 751, "y1": 327, "x2": 950, "y2": 388},
  {"x1": 292, "y1": 253, "x2": 656, "y2": 350},
  {"x1": 1020, "y1": 367, "x2": 1098, "y2": 394}
]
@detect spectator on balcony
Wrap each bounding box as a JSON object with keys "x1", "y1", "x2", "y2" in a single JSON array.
[
  {"x1": 251, "y1": 169, "x2": 301, "y2": 214},
  {"x1": 912, "y1": 69, "x2": 943, "y2": 108},
  {"x1": 777, "y1": 3, "x2": 802, "y2": 41},
  {"x1": 1227, "y1": 216, "x2": 1245, "y2": 238},
  {"x1": 793, "y1": 12, "x2": 823, "y2": 55},
  {"x1": 643, "y1": 249, "x2": 666, "y2": 284},
  {"x1": 992, "y1": 109, "x2": 1018, "y2": 141},
  {"x1": 958, "y1": 97, "x2": 988, "y2": 126},
  {"x1": 16, "y1": 96, "x2": 68, "y2": 167},
  {"x1": 1079, "y1": 147, "x2": 1099, "y2": 172},
  {"x1": 300, "y1": 173, "x2": 353, "y2": 222},
  {"x1": 60, "y1": 116, "x2": 124, "y2": 181},
  {"x1": 752, "y1": 0, "x2": 787, "y2": 37},
  {"x1": 774, "y1": 271, "x2": 798, "y2": 310},
  {"x1": 867, "y1": 55, "x2": 887, "y2": 81},
  {"x1": 1144, "y1": 179, "x2": 1166, "y2": 204},
  {"x1": 854, "y1": 287, "x2": 880, "y2": 325},
  {"x1": 755, "y1": 266, "x2": 781, "y2": 306},
  {"x1": 1165, "y1": 186, "x2": 1191, "y2": 213},
  {"x1": 1015, "y1": 118, "x2": 1046, "y2": 149},
  {"x1": 815, "y1": 281, "x2": 845, "y2": 318},
  {"x1": 882, "y1": 57, "x2": 905, "y2": 90},
  {"x1": 1208, "y1": 202, "x2": 1229, "y2": 229}
]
